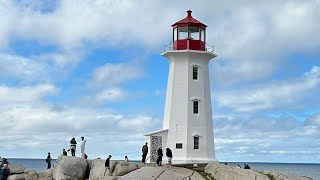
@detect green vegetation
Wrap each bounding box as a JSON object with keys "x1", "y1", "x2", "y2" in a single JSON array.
[{"x1": 264, "y1": 173, "x2": 275, "y2": 180}]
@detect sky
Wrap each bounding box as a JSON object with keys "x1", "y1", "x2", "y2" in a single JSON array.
[{"x1": 0, "y1": 0, "x2": 320, "y2": 163}]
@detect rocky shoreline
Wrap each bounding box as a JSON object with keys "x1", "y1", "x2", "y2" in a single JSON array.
[{"x1": 7, "y1": 156, "x2": 313, "y2": 180}]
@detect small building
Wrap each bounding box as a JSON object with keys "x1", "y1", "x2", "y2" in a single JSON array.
[{"x1": 145, "y1": 10, "x2": 218, "y2": 164}]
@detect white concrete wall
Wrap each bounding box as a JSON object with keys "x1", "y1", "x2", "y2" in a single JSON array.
[{"x1": 161, "y1": 50, "x2": 217, "y2": 164}]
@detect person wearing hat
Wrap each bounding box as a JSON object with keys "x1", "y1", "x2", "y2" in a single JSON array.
[
  {"x1": 104, "y1": 155, "x2": 112, "y2": 176},
  {"x1": 46, "y1": 152, "x2": 52, "y2": 169},
  {"x1": 80, "y1": 136, "x2": 87, "y2": 158}
]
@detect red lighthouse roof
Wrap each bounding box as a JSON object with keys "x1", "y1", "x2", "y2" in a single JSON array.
[{"x1": 172, "y1": 10, "x2": 207, "y2": 28}]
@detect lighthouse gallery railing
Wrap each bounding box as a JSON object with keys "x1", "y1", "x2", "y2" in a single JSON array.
[{"x1": 163, "y1": 42, "x2": 215, "y2": 53}]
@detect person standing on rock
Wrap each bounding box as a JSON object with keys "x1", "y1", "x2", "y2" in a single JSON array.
[
  {"x1": 157, "y1": 147, "x2": 163, "y2": 166},
  {"x1": 46, "y1": 152, "x2": 52, "y2": 169},
  {"x1": 68, "y1": 137, "x2": 77, "y2": 156},
  {"x1": 141, "y1": 142, "x2": 148, "y2": 163},
  {"x1": 166, "y1": 147, "x2": 172, "y2": 167},
  {"x1": 0, "y1": 164, "x2": 10, "y2": 180},
  {"x1": 124, "y1": 156, "x2": 129, "y2": 162},
  {"x1": 104, "y1": 155, "x2": 112, "y2": 176},
  {"x1": 80, "y1": 136, "x2": 86, "y2": 158},
  {"x1": 62, "y1": 148, "x2": 67, "y2": 156}
]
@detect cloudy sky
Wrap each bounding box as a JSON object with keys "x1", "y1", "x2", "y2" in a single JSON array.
[{"x1": 0, "y1": 0, "x2": 320, "y2": 163}]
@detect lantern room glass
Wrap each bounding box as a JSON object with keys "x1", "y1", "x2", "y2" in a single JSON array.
[
  {"x1": 178, "y1": 27, "x2": 188, "y2": 40},
  {"x1": 200, "y1": 28, "x2": 205, "y2": 42},
  {"x1": 189, "y1": 27, "x2": 200, "y2": 40},
  {"x1": 173, "y1": 28, "x2": 177, "y2": 41}
]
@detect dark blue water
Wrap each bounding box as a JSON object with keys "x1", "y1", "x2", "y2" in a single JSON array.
[{"x1": 7, "y1": 159, "x2": 320, "y2": 179}]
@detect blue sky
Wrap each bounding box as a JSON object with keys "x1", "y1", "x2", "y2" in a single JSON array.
[{"x1": 0, "y1": 0, "x2": 320, "y2": 163}]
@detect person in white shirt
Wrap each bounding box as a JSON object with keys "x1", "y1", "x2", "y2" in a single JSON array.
[{"x1": 80, "y1": 136, "x2": 87, "y2": 158}]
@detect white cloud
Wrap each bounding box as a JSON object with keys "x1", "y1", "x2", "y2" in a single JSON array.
[
  {"x1": 0, "y1": 53, "x2": 49, "y2": 81},
  {"x1": 95, "y1": 87, "x2": 126, "y2": 103},
  {"x1": 91, "y1": 63, "x2": 143, "y2": 86},
  {"x1": 0, "y1": 84, "x2": 57, "y2": 105},
  {"x1": 214, "y1": 66, "x2": 320, "y2": 112}
]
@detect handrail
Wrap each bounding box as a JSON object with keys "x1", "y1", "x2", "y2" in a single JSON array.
[
  {"x1": 163, "y1": 41, "x2": 215, "y2": 53},
  {"x1": 164, "y1": 42, "x2": 173, "y2": 52},
  {"x1": 205, "y1": 43, "x2": 214, "y2": 53}
]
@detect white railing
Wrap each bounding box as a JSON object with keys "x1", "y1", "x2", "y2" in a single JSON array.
[{"x1": 163, "y1": 42, "x2": 215, "y2": 53}]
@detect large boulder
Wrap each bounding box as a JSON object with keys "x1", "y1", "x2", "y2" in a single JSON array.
[
  {"x1": 89, "y1": 159, "x2": 119, "y2": 179},
  {"x1": 9, "y1": 164, "x2": 25, "y2": 174},
  {"x1": 121, "y1": 166, "x2": 205, "y2": 180},
  {"x1": 112, "y1": 162, "x2": 141, "y2": 176},
  {"x1": 262, "y1": 171, "x2": 313, "y2": 180},
  {"x1": 38, "y1": 169, "x2": 54, "y2": 180},
  {"x1": 204, "y1": 163, "x2": 270, "y2": 180},
  {"x1": 53, "y1": 156, "x2": 89, "y2": 180},
  {"x1": 8, "y1": 170, "x2": 39, "y2": 180}
]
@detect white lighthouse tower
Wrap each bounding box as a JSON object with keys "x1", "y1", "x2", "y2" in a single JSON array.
[{"x1": 145, "y1": 10, "x2": 217, "y2": 164}]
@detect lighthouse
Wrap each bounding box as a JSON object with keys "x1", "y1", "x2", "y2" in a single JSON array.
[{"x1": 145, "y1": 10, "x2": 218, "y2": 164}]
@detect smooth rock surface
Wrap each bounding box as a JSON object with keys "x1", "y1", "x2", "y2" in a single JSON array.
[
  {"x1": 9, "y1": 164, "x2": 25, "y2": 174},
  {"x1": 112, "y1": 162, "x2": 142, "y2": 176},
  {"x1": 89, "y1": 159, "x2": 120, "y2": 179},
  {"x1": 38, "y1": 169, "x2": 54, "y2": 180},
  {"x1": 205, "y1": 163, "x2": 270, "y2": 180},
  {"x1": 262, "y1": 171, "x2": 313, "y2": 180},
  {"x1": 8, "y1": 170, "x2": 39, "y2": 180},
  {"x1": 53, "y1": 156, "x2": 89, "y2": 180},
  {"x1": 121, "y1": 166, "x2": 205, "y2": 180}
]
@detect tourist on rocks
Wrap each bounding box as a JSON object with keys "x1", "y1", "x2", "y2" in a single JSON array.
[
  {"x1": 104, "y1": 155, "x2": 112, "y2": 176},
  {"x1": 166, "y1": 147, "x2": 172, "y2": 167},
  {"x1": 68, "y1": 137, "x2": 77, "y2": 156},
  {"x1": 141, "y1": 142, "x2": 148, "y2": 163},
  {"x1": 124, "y1": 156, "x2": 129, "y2": 162},
  {"x1": 236, "y1": 164, "x2": 241, "y2": 168},
  {"x1": 0, "y1": 164, "x2": 10, "y2": 180},
  {"x1": 157, "y1": 147, "x2": 163, "y2": 166},
  {"x1": 1, "y1": 159, "x2": 8, "y2": 167},
  {"x1": 244, "y1": 163, "x2": 251, "y2": 169},
  {"x1": 80, "y1": 136, "x2": 87, "y2": 158},
  {"x1": 46, "y1": 152, "x2": 52, "y2": 169},
  {"x1": 62, "y1": 148, "x2": 67, "y2": 156}
]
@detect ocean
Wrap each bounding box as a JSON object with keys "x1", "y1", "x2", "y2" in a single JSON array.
[{"x1": 6, "y1": 159, "x2": 320, "y2": 180}]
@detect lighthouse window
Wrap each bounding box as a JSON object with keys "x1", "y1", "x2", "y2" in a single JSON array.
[
  {"x1": 178, "y1": 27, "x2": 188, "y2": 40},
  {"x1": 173, "y1": 28, "x2": 177, "y2": 41},
  {"x1": 200, "y1": 28, "x2": 205, "y2": 41},
  {"x1": 193, "y1": 66, "x2": 198, "y2": 80},
  {"x1": 194, "y1": 137, "x2": 199, "y2": 149},
  {"x1": 176, "y1": 143, "x2": 183, "y2": 149},
  {"x1": 193, "y1": 101, "x2": 199, "y2": 114},
  {"x1": 189, "y1": 27, "x2": 199, "y2": 40}
]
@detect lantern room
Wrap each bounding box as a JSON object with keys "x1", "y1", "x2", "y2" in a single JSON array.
[{"x1": 172, "y1": 10, "x2": 207, "y2": 51}]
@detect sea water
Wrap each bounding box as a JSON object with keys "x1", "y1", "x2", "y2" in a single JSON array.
[{"x1": 7, "y1": 159, "x2": 320, "y2": 179}]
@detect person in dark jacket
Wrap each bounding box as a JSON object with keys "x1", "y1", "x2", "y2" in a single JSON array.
[
  {"x1": 62, "y1": 149, "x2": 67, "y2": 156},
  {"x1": 0, "y1": 164, "x2": 10, "y2": 180},
  {"x1": 104, "y1": 155, "x2": 112, "y2": 176},
  {"x1": 141, "y1": 142, "x2": 148, "y2": 163},
  {"x1": 68, "y1": 137, "x2": 77, "y2": 156},
  {"x1": 244, "y1": 163, "x2": 251, "y2": 169},
  {"x1": 157, "y1": 147, "x2": 163, "y2": 166},
  {"x1": 166, "y1": 148, "x2": 172, "y2": 166},
  {"x1": 46, "y1": 152, "x2": 52, "y2": 169}
]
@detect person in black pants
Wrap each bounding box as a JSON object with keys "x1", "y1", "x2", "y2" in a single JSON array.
[
  {"x1": 104, "y1": 155, "x2": 112, "y2": 176},
  {"x1": 46, "y1": 152, "x2": 52, "y2": 169},
  {"x1": 157, "y1": 147, "x2": 163, "y2": 166},
  {"x1": 141, "y1": 142, "x2": 148, "y2": 163}
]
